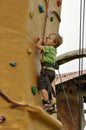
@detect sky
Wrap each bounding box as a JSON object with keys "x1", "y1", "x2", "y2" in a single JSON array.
[
  {"x1": 57, "y1": 0, "x2": 86, "y2": 129},
  {"x1": 57, "y1": 0, "x2": 86, "y2": 74}
]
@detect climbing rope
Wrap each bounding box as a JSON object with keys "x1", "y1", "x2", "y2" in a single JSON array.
[
  {"x1": 57, "y1": 69, "x2": 76, "y2": 130},
  {"x1": 43, "y1": 0, "x2": 49, "y2": 41},
  {"x1": 78, "y1": 0, "x2": 86, "y2": 129},
  {"x1": 43, "y1": 0, "x2": 61, "y2": 41}
]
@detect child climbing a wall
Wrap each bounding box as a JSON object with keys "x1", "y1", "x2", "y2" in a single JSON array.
[{"x1": 36, "y1": 33, "x2": 63, "y2": 113}]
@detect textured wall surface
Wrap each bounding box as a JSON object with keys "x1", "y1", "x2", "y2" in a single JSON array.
[{"x1": 0, "y1": 0, "x2": 62, "y2": 130}]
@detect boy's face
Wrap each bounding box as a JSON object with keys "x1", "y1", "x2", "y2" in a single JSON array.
[{"x1": 45, "y1": 34, "x2": 56, "y2": 46}]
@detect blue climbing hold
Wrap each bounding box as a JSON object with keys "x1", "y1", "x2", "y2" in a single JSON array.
[
  {"x1": 38, "y1": 4, "x2": 44, "y2": 13},
  {"x1": 9, "y1": 62, "x2": 17, "y2": 67}
]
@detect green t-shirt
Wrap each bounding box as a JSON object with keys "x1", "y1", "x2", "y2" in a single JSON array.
[{"x1": 42, "y1": 45, "x2": 57, "y2": 65}]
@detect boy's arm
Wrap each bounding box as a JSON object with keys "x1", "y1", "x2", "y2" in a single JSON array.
[{"x1": 35, "y1": 38, "x2": 44, "y2": 51}]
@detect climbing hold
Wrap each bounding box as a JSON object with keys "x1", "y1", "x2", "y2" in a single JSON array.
[
  {"x1": 31, "y1": 86, "x2": 37, "y2": 95},
  {"x1": 27, "y1": 48, "x2": 32, "y2": 55},
  {"x1": 38, "y1": 4, "x2": 44, "y2": 13},
  {"x1": 9, "y1": 62, "x2": 17, "y2": 67},
  {"x1": 0, "y1": 115, "x2": 6, "y2": 123},
  {"x1": 47, "y1": 10, "x2": 52, "y2": 17},
  {"x1": 29, "y1": 12, "x2": 35, "y2": 19},
  {"x1": 56, "y1": 0, "x2": 62, "y2": 7},
  {"x1": 52, "y1": 102, "x2": 56, "y2": 107},
  {"x1": 50, "y1": 17, "x2": 54, "y2": 22}
]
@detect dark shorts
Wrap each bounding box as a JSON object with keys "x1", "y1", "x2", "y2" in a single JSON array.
[{"x1": 37, "y1": 69, "x2": 55, "y2": 92}]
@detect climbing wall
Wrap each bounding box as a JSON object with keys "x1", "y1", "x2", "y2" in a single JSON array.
[
  {"x1": 26, "y1": 0, "x2": 61, "y2": 105},
  {"x1": 0, "y1": 0, "x2": 62, "y2": 130},
  {"x1": 0, "y1": 0, "x2": 29, "y2": 129}
]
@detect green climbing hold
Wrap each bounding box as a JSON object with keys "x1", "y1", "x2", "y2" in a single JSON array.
[
  {"x1": 29, "y1": 12, "x2": 35, "y2": 19},
  {"x1": 52, "y1": 102, "x2": 56, "y2": 107},
  {"x1": 31, "y1": 86, "x2": 37, "y2": 95},
  {"x1": 50, "y1": 17, "x2": 54, "y2": 22}
]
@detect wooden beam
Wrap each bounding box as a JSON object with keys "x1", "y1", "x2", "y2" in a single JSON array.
[
  {"x1": 74, "y1": 79, "x2": 86, "y2": 84},
  {"x1": 56, "y1": 48, "x2": 86, "y2": 65}
]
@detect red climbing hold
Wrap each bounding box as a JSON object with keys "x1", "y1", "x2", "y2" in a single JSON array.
[{"x1": 56, "y1": 0, "x2": 62, "y2": 7}]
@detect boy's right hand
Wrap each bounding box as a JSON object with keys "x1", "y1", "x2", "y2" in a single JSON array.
[
  {"x1": 35, "y1": 37, "x2": 44, "y2": 50},
  {"x1": 37, "y1": 37, "x2": 44, "y2": 45},
  {"x1": 37, "y1": 37, "x2": 40, "y2": 42}
]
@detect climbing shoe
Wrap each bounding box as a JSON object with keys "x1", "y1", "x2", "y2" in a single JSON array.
[
  {"x1": 42, "y1": 100, "x2": 57, "y2": 114},
  {"x1": 42, "y1": 99, "x2": 52, "y2": 108}
]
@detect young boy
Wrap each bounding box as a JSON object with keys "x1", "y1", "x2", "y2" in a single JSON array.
[{"x1": 36, "y1": 33, "x2": 63, "y2": 113}]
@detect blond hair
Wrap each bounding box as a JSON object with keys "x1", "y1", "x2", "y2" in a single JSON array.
[{"x1": 49, "y1": 33, "x2": 63, "y2": 48}]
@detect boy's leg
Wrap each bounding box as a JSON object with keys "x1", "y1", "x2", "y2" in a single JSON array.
[
  {"x1": 39, "y1": 89, "x2": 54, "y2": 110},
  {"x1": 39, "y1": 89, "x2": 52, "y2": 107},
  {"x1": 39, "y1": 89, "x2": 57, "y2": 114},
  {"x1": 37, "y1": 71, "x2": 56, "y2": 113},
  {"x1": 37, "y1": 73, "x2": 51, "y2": 106},
  {"x1": 40, "y1": 89, "x2": 49, "y2": 101}
]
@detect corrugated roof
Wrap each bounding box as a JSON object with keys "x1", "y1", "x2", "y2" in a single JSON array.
[{"x1": 55, "y1": 69, "x2": 86, "y2": 85}]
